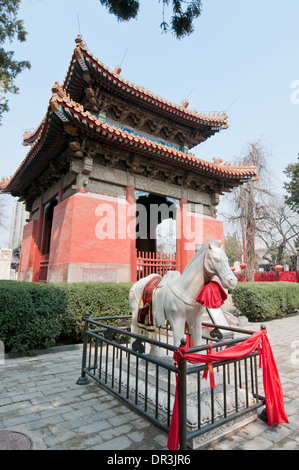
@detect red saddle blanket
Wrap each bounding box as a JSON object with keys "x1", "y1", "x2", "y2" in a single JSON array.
[{"x1": 137, "y1": 275, "x2": 162, "y2": 339}]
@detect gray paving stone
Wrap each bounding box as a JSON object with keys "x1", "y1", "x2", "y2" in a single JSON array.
[
  {"x1": 128, "y1": 431, "x2": 145, "y2": 443},
  {"x1": 91, "y1": 435, "x2": 132, "y2": 450},
  {"x1": 26, "y1": 414, "x2": 66, "y2": 430},
  {"x1": 272, "y1": 440, "x2": 299, "y2": 450},
  {"x1": 262, "y1": 425, "x2": 292, "y2": 443},
  {"x1": 77, "y1": 419, "x2": 111, "y2": 435},
  {"x1": 236, "y1": 435, "x2": 273, "y2": 450},
  {"x1": 100, "y1": 425, "x2": 133, "y2": 442},
  {"x1": 1, "y1": 412, "x2": 42, "y2": 428},
  {"x1": 44, "y1": 430, "x2": 78, "y2": 447}
]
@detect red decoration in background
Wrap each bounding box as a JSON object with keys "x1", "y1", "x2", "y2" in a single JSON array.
[
  {"x1": 274, "y1": 265, "x2": 283, "y2": 271},
  {"x1": 235, "y1": 271, "x2": 298, "y2": 283},
  {"x1": 167, "y1": 328, "x2": 288, "y2": 451},
  {"x1": 196, "y1": 281, "x2": 228, "y2": 309},
  {"x1": 280, "y1": 272, "x2": 296, "y2": 282},
  {"x1": 240, "y1": 262, "x2": 247, "y2": 270}
]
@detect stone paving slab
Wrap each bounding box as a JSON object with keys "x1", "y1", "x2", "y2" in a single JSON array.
[{"x1": 0, "y1": 315, "x2": 298, "y2": 451}]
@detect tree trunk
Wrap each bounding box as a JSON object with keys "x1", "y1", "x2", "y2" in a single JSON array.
[
  {"x1": 276, "y1": 244, "x2": 285, "y2": 265},
  {"x1": 245, "y1": 180, "x2": 256, "y2": 282}
]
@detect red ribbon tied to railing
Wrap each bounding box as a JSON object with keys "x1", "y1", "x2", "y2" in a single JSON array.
[{"x1": 167, "y1": 328, "x2": 289, "y2": 450}]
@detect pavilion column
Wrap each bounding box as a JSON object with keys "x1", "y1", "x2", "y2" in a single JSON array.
[
  {"x1": 58, "y1": 188, "x2": 64, "y2": 204},
  {"x1": 126, "y1": 185, "x2": 137, "y2": 282},
  {"x1": 32, "y1": 203, "x2": 45, "y2": 282},
  {"x1": 177, "y1": 198, "x2": 188, "y2": 273}
]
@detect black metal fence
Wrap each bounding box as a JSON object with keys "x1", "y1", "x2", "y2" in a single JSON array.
[{"x1": 77, "y1": 314, "x2": 265, "y2": 449}]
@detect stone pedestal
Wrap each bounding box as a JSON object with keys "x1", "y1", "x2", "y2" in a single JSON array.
[{"x1": 97, "y1": 353, "x2": 257, "y2": 449}]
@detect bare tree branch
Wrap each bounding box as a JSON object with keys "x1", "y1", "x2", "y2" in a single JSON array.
[{"x1": 221, "y1": 140, "x2": 298, "y2": 274}]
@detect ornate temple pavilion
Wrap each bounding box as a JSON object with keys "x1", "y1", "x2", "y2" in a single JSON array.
[{"x1": 4, "y1": 36, "x2": 257, "y2": 283}]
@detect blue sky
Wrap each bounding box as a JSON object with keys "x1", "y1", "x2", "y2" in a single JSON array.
[{"x1": 0, "y1": 0, "x2": 298, "y2": 245}]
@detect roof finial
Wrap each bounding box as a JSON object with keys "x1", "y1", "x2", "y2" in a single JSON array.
[
  {"x1": 51, "y1": 81, "x2": 61, "y2": 93},
  {"x1": 75, "y1": 34, "x2": 83, "y2": 45}
]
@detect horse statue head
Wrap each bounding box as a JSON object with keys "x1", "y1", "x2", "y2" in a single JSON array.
[{"x1": 203, "y1": 240, "x2": 237, "y2": 290}]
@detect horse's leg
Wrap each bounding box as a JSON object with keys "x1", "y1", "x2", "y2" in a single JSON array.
[
  {"x1": 149, "y1": 296, "x2": 185, "y2": 355},
  {"x1": 169, "y1": 315, "x2": 186, "y2": 347},
  {"x1": 166, "y1": 304, "x2": 186, "y2": 348},
  {"x1": 129, "y1": 288, "x2": 138, "y2": 338},
  {"x1": 162, "y1": 292, "x2": 186, "y2": 348},
  {"x1": 188, "y1": 306, "x2": 204, "y2": 347},
  {"x1": 148, "y1": 287, "x2": 165, "y2": 357}
]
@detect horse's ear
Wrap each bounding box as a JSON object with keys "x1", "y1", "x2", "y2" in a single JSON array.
[{"x1": 209, "y1": 239, "x2": 222, "y2": 249}]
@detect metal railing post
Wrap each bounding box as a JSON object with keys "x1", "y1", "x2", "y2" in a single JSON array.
[
  {"x1": 179, "y1": 337, "x2": 187, "y2": 450},
  {"x1": 76, "y1": 312, "x2": 90, "y2": 385}
]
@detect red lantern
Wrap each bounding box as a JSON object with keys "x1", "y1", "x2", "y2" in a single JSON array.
[
  {"x1": 274, "y1": 265, "x2": 283, "y2": 272},
  {"x1": 230, "y1": 267, "x2": 236, "y2": 272},
  {"x1": 240, "y1": 263, "x2": 247, "y2": 270}
]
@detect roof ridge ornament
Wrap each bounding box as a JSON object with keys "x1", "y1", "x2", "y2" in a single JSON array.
[
  {"x1": 52, "y1": 81, "x2": 62, "y2": 93},
  {"x1": 112, "y1": 66, "x2": 122, "y2": 77},
  {"x1": 0, "y1": 176, "x2": 11, "y2": 190},
  {"x1": 75, "y1": 34, "x2": 83, "y2": 45}
]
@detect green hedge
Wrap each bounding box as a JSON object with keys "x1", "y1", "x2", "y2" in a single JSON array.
[
  {"x1": 0, "y1": 281, "x2": 133, "y2": 355},
  {"x1": 2, "y1": 280, "x2": 298, "y2": 354},
  {"x1": 55, "y1": 282, "x2": 133, "y2": 344},
  {"x1": 0, "y1": 281, "x2": 67, "y2": 355},
  {"x1": 231, "y1": 282, "x2": 299, "y2": 322}
]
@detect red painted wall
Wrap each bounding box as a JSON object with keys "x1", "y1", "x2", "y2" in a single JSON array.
[
  {"x1": 48, "y1": 196, "x2": 73, "y2": 265},
  {"x1": 177, "y1": 202, "x2": 225, "y2": 271},
  {"x1": 18, "y1": 219, "x2": 39, "y2": 281},
  {"x1": 48, "y1": 192, "x2": 132, "y2": 278},
  {"x1": 71, "y1": 193, "x2": 131, "y2": 264},
  {"x1": 203, "y1": 216, "x2": 225, "y2": 247}
]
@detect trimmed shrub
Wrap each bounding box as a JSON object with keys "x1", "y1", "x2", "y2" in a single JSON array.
[
  {"x1": 55, "y1": 282, "x2": 133, "y2": 344},
  {"x1": 231, "y1": 282, "x2": 299, "y2": 322},
  {"x1": 0, "y1": 281, "x2": 133, "y2": 354},
  {"x1": 0, "y1": 281, "x2": 67, "y2": 355}
]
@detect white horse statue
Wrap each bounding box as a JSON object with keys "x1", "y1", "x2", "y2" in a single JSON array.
[{"x1": 129, "y1": 240, "x2": 237, "y2": 353}]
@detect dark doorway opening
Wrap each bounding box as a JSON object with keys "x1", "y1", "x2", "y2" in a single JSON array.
[
  {"x1": 136, "y1": 194, "x2": 177, "y2": 254},
  {"x1": 39, "y1": 197, "x2": 58, "y2": 282},
  {"x1": 41, "y1": 198, "x2": 58, "y2": 256}
]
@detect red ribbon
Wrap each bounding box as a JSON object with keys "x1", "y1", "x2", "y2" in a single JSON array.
[
  {"x1": 202, "y1": 344, "x2": 216, "y2": 389},
  {"x1": 167, "y1": 329, "x2": 288, "y2": 450},
  {"x1": 196, "y1": 281, "x2": 228, "y2": 308}
]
